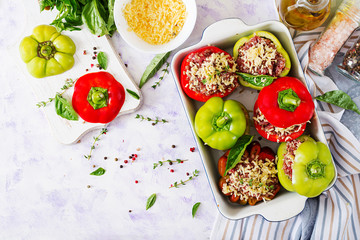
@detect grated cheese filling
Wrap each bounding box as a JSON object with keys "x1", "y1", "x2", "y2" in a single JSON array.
[
  {"x1": 185, "y1": 52, "x2": 238, "y2": 96},
  {"x1": 253, "y1": 108, "x2": 304, "y2": 143},
  {"x1": 236, "y1": 36, "x2": 286, "y2": 77},
  {"x1": 222, "y1": 155, "x2": 278, "y2": 202},
  {"x1": 123, "y1": 0, "x2": 187, "y2": 45}
]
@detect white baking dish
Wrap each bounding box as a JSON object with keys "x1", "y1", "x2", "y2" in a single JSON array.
[{"x1": 171, "y1": 18, "x2": 337, "y2": 221}]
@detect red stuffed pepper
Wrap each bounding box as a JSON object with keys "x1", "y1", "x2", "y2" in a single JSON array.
[
  {"x1": 253, "y1": 76, "x2": 314, "y2": 142},
  {"x1": 180, "y1": 46, "x2": 239, "y2": 102},
  {"x1": 72, "y1": 72, "x2": 125, "y2": 124}
]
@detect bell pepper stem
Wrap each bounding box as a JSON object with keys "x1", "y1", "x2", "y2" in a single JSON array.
[
  {"x1": 87, "y1": 87, "x2": 109, "y2": 110},
  {"x1": 306, "y1": 159, "x2": 325, "y2": 179},
  {"x1": 216, "y1": 116, "x2": 229, "y2": 128},
  {"x1": 282, "y1": 94, "x2": 301, "y2": 107}
]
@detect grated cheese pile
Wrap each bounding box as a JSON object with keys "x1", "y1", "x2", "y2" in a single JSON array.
[
  {"x1": 222, "y1": 155, "x2": 278, "y2": 202},
  {"x1": 123, "y1": 0, "x2": 187, "y2": 45},
  {"x1": 186, "y1": 52, "x2": 238, "y2": 94},
  {"x1": 239, "y1": 40, "x2": 278, "y2": 76}
]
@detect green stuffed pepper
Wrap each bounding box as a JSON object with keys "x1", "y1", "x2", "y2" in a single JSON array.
[
  {"x1": 233, "y1": 31, "x2": 291, "y2": 90},
  {"x1": 277, "y1": 135, "x2": 336, "y2": 198},
  {"x1": 194, "y1": 97, "x2": 249, "y2": 150},
  {"x1": 19, "y1": 25, "x2": 76, "y2": 78}
]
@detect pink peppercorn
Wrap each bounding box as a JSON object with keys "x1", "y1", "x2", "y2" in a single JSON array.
[
  {"x1": 170, "y1": 169, "x2": 174, "y2": 173},
  {"x1": 135, "y1": 180, "x2": 138, "y2": 184},
  {"x1": 190, "y1": 147, "x2": 195, "y2": 152},
  {"x1": 124, "y1": 160, "x2": 128, "y2": 164}
]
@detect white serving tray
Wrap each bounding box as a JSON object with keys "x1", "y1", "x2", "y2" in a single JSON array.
[
  {"x1": 14, "y1": 0, "x2": 142, "y2": 144},
  {"x1": 171, "y1": 18, "x2": 337, "y2": 221}
]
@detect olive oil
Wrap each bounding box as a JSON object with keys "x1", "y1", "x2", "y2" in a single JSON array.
[{"x1": 279, "y1": 0, "x2": 331, "y2": 31}]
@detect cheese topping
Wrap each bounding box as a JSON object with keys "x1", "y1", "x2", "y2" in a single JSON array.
[
  {"x1": 186, "y1": 52, "x2": 238, "y2": 95},
  {"x1": 123, "y1": 0, "x2": 187, "y2": 45},
  {"x1": 253, "y1": 108, "x2": 304, "y2": 142},
  {"x1": 222, "y1": 155, "x2": 278, "y2": 201},
  {"x1": 239, "y1": 40, "x2": 278, "y2": 76}
]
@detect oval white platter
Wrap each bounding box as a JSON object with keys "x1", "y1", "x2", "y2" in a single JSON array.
[
  {"x1": 13, "y1": 0, "x2": 142, "y2": 144},
  {"x1": 171, "y1": 18, "x2": 337, "y2": 221}
]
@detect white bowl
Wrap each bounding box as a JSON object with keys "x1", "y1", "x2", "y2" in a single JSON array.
[{"x1": 114, "y1": 0, "x2": 197, "y2": 54}]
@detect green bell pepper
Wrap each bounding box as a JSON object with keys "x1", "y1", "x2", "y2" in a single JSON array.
[
  {"x1": 233, "y1": 31, "x2": 291, "y2": 90},
  {"x1": 277, "y1": 136, "x2": 336, "y2": 198},
  {"x1": 194, "y1": 97, "x2": 248, "y2": 150},
  {"x1": 19, "y1": 25, "x2": 76, "y2": 78}
]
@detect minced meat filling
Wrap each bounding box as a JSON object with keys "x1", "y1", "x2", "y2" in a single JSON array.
[
  {"x1": 236, "y1": 35, "x2": 286, "y2": 77},
  {"x1": 221, "y1": 153, "x2": 279, "y2": 202},
  {"x1": 183, "y1": 49, "x2": 239, "y2": 96},
  {"x1": 282, "y1": 139, "x2": 302, "y2": 180},
  {"x1": 253, "y1": 107, "x2": 304, "y2": 142}
]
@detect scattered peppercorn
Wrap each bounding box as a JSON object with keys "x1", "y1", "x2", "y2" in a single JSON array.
[
  {"x1": 87, "y1": 185, "x2": 91, "y2": 188},
  {"x1": 170, "y1": 169, "x2": 174, "y2": 173},
  {"x1": 93, "y1": 165, "x2": 96, "y2": 168},
  {"x1": 104, "y1": 156, "x2": 107, "y2": 160},
  {"x1": 94, "y1": 51, "x2": 97, "y2": 55},
  {"x1": 83, "y1": 50, "x2": 87, "y2": 55},
  {"x1": 171, "y1": 145, "x2": 176, "y2": 148},
  {"x1": 186, "y1": 172, "x2": 190, "y2": 176},
  {"x1": 91, "y1": 64, "x2": 94, "y2": 67},
  {"x1": 190, "y1": 147, "x2": 195, "y2": 152},
  {"x1": 115, "y1": 158, "x2": 118, "y2": 161},
  {"x1": 120, "y1": 165, "x2": 123, "y2": 168},
  {"x1": 135, "y1": 180, "x2": 139, "y2": 184},
  {"x1": 169, "y1": 161, "x2": 173, "y2": 165},
  {"x1": 125, "y1": 64, "x2": 128, "y2": 67},
  {"x1": 124, "y1": 160, "x2": 128, "y2": 164},
  {"x1": 132, "y1": 157, "x2": 136, "y2": 161},
  {"x1": 92, "y1": 56, "x2": 96, "y2": 60},
  {"x1": 134, "y1": 154, "x2": 138, "y2": 158},
  {"x1": 129, "y1": 210, "x2": 132, "y2": 212},
  {"x1": 93, "y1": 47, "x2": 97, "y2": 50},
  {"x1": 86, "y1": 69, "x2": 89, "y2": 72}
]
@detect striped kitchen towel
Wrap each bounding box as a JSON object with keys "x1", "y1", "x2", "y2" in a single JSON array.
[{"x1": 210, "y1": 29, "x2": 360, "y2": 240}]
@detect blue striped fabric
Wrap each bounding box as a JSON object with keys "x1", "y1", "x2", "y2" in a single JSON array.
[{"x1": 210, "y1": 30, "x2": 360, "y2": 240}]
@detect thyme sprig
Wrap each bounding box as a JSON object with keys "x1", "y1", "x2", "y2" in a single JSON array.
[
  {"x1": 36, "y1": 78, "x2": 76, "y2": 107},
  {"x1": 84, "y1": 128, "x2": 108, "y2": 160},
  {"x1": 169, "y1": 169, "x2": 199, "y2": 189},
  {"x1": 135, "y1": 114, "x2": 168, "y2": 125},
  {"x1": 153, "y1": 159, "x2": 188, "y2": 169},
  {"x1": 152, "y1": 62, "x2": 170, "y2": 89}
]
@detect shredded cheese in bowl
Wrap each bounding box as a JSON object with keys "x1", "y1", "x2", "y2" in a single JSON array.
[{"x1": 123, "y1": 0, "x2": 187, "y2": 45}]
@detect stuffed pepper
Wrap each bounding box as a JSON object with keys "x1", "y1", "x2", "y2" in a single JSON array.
[
  {"x1": 253, "y1": 76, "x2": 315, "y2": 142},
  {"x1": 218, "y1": 140, "x2": 281, "y2": 205},
  {"x1": 194, "y1": 97, "x2": 249, "y2": 150},
  {"x1": 72, "y1": 72, "x2": 125, "y2": 124},
  {"x1": 181, "y1": 46, "x2": 239, "y2": 102},
  {"x1": 277, "y1": 135, "x2": 336, "y2": 198},
  {"x1": 233, "y1": 31, "x2": 291, "y2": 90}
]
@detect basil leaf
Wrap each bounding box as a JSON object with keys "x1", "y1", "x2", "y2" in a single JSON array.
[
  {"x1": 55, "y1": 94, "x2": 79, "y2": 121},
  {"x1": 126, "y1": 89, "x2": 140, "y2": 100},
  {"x1": 139, "y1": 52, "x2": 171, "y2": 88},
  {"x1": 82, "y1": 0, "x2": 109, "y2": 36},
  {"x1": 236, "y1": 72, "x2": 275, "y2": 87},
  {"x1": 90, "y1": 167, "x2": 106, "y2": 176},
  {"x1": 146, "y1": 193, "x2": 157, "y2": 210},
  {"x1": 97, "y1": 51, "x2": 108, "y2": 70},
  {"x1": 224, "y1": 135, "x2": 254, "y2": 176},
  {"x1": 315, "y1": 90, "x2": 360, "y2": 115},
  {"x1": 192, "y1": 202, "x2": 201, "y2": 218},
  {"x1": 106, "y1": 0, "x2": 116, "y2": 36}
]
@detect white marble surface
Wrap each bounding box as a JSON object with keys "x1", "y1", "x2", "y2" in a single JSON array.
[{"x1": 0, "y1": 0, "x2": 278, "y2": 239}]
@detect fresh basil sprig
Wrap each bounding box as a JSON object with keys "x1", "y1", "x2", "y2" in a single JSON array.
[
  {"x1": 315, "y1": 90, "x2": 360, "y2": 115},
  {"x1": 224, "y1": 135, "x2": 254, "y2": 176},
  {"x1": 139, "y1": 52, "x2": 171, "y2": 88},
  {"x1": 192, "y1": 202, "x2": 201, "y2": 218},
  {"x1": 97, "y1": 51, "x2": 108, "y2": 70},
  {"x1": 146, "y1": 193, "x2": 157, "y2": 210},
  {"x1": 90, "y1": 167, "x2": 106, "y2": 176},
  {"x1": 55, "y1": 94, "x2": 79, "y2": 121},
  {"x1": 236, "y1": 72, "x2": 275, "y2": 87}
]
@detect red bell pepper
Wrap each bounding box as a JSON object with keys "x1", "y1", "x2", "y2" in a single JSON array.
[
  {"x1": 180, "y1": 46, "x2": 238, "y2": 102},
  {"x1": 253, "y1": 76, "x2": 314, "y2": 142},
  {"x1": 72, "y1": 72, "x2": 125, "y2": 123}
]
